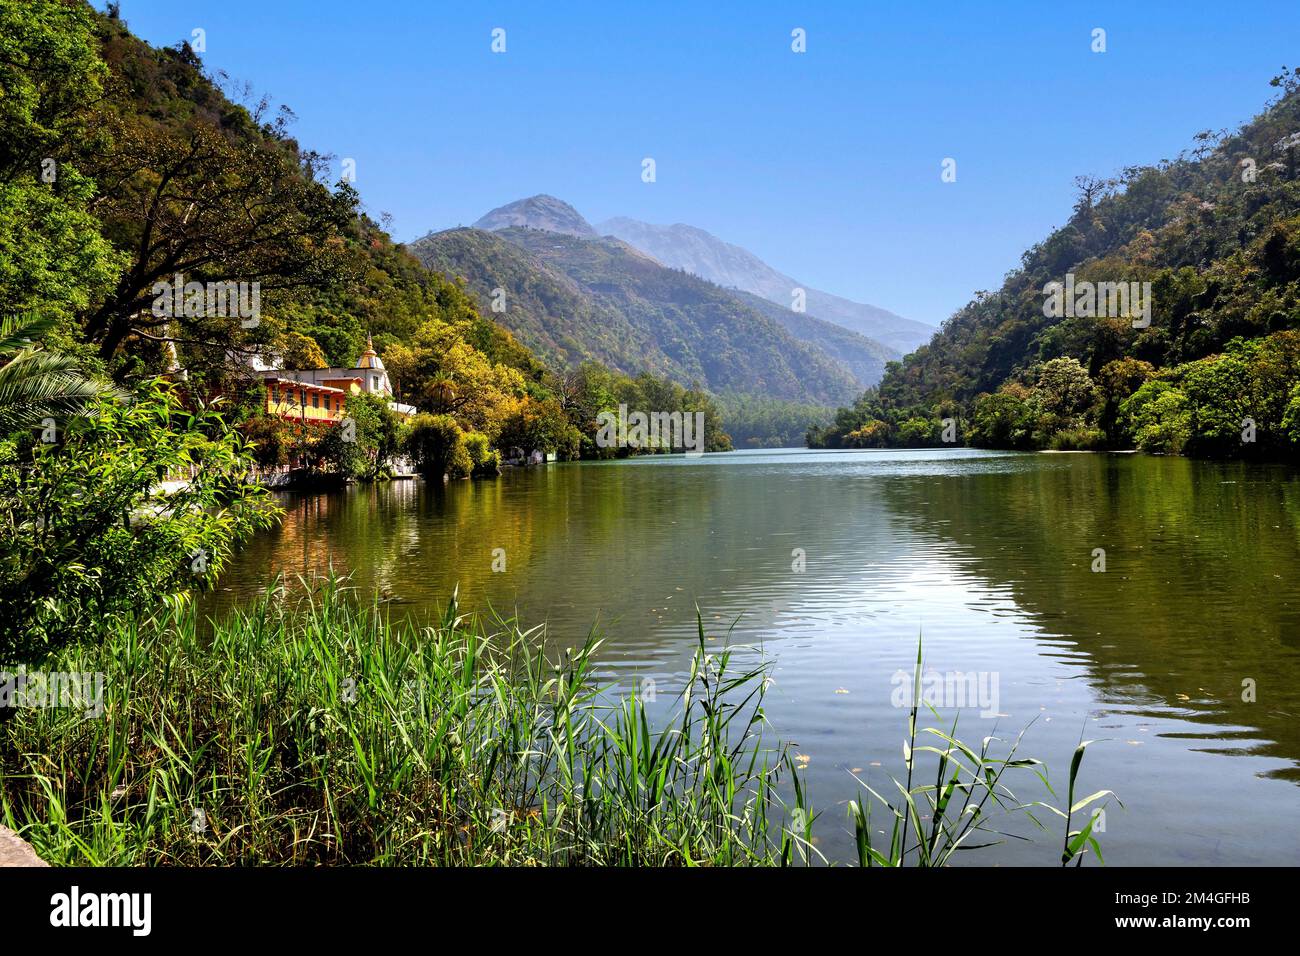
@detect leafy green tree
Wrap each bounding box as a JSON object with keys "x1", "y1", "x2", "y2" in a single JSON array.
[
  {"x1": 462, "y1": 431, "x2": 501, "y2": 478},
  {"x1": 1029, "y1": 357, "x2": 1098, "y2": 444},
  {"x1": 497, "y1": 396, "x2": 580, "y2": 460},
  {"x1": 969, "y1": 390, "x2": 1036, "y2": 449},
  {"x1": 0, "y1": 0, "x2": 107, "y2": 181},
  {"x1": 897, "y1": 417, "x2": 938, "y2": 447},
  {"x1": 0, "y1": 382, "x2": 279, "y2": 660},
  {"x1": 1121, "y1": 380, "x2": 1192, "y2": 454},
  {"x1": 0, "y1": 0, "x2": 122, "y2": 323},
  {"x1": 310, "y1": 422, "x2": 366, "y2": 479},
  {"x1": 383, "y1": 317, "x2": 526, "y2": 435},
  {"x1": 1096, "y1": 358, "x2": 1156, "y2": 446},
  {"x1": 407, "y1": 413, "x2": 471, "y2": 480},
  {"x1": 1180, "y1": 352, "x2": 1253, "y2": 455},
  {"x1": 341, "y1": 392, "x2": 407, "y2": 480}
]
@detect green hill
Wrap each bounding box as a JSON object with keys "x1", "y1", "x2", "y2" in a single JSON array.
[
  {"x1": 728, "y1": 288, "x2": 896, "y2": 388},
  {"x1": 408, "y1": 227, "x2": 672, "y2": 377},
  {"x1": 814, "y1": 72, "x2": 1300, "y2": 458},
  {"x1": 487, "y1": 226, "x2": 862, "y2": 404}
]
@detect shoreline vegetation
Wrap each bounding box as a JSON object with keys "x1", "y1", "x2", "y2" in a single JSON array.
[{"x1": 1, "y1": 576, "x2": 1105, "y2": 867}]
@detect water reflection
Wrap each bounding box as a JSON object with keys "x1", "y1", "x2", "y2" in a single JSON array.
[{"x1": 207, "y1": 448, "x2": 1300, "y2": 865}]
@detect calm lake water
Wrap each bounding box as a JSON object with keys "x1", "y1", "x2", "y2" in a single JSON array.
[{"x1": 209, "y1": 447, "x2": 1300, "y2": 865}]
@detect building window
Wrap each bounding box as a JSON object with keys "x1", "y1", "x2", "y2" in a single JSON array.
[{"x1": 312, "y1": 393, "x2": 319, "y2": 409}]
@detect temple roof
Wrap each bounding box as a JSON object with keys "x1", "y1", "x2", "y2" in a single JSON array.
[{"x1": 356, "y1": 333, "x2": 384, "y2": 370}]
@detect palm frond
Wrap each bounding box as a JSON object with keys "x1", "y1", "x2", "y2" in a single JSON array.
[
  {"x1": 0, "y1": 312, "x2": 59, "y2": 357},
  {"x1": 0, "y1": 348, "x2": 121, "y2": 430}
]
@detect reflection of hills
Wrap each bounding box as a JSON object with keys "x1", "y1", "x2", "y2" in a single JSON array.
[{"x1": 878, "y1": 454, "x2": 1300, "y2": 781}]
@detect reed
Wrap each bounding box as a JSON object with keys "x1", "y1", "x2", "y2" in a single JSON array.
[
  {"x1": 847, "y1": 640, "x2": 1116, "y2": 866},
  {"x1": 0, "y1": 576, "x2": 799, "y2": 866}
]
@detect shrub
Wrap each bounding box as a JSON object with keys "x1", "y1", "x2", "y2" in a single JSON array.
[
  {"x1": 1048, "y1": 426, "x2": 1106, "y2": 451},
  {"x1": 0, "y1": 382, "x2": 279, "y2": 661},
  {"x1": 462, "y1": 430, "x2": 501, "y2": 478},
  {"x1": 406, "y1": 413, "x2": 470, "y2": 480}
]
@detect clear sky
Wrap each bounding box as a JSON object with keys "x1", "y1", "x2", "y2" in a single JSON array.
[{"x1": 100, "y1": 1, "x2": 1300, "y2": 327}]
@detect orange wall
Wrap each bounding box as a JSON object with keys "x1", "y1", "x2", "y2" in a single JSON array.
[{"x1": 265, "y1": 382, "x2": 347, "y2": 422}]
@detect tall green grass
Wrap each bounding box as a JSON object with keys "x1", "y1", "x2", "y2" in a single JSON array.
[
  {"x1": 848, "y1": 641, "x2": 1116, "y2": 866},
  {"x1": 0, "y1": 577, "x2": 802, "y2": 865}
]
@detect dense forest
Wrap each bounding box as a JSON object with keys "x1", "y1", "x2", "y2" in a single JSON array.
[{"x1": 811, "y1": 72, "x2": 1300, "y2": 459}]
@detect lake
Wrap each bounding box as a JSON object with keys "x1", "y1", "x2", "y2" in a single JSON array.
[{"x1": 208, "y1": 447, "x2": 1300, "y2": 865}]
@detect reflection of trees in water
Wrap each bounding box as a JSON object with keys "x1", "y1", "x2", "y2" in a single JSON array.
[
  {"x1": 223, "y1": 462, "x2": 916, "y2": 676},
  {"x1": 879, "y1": 454, "x2": 1300, "y2": 781}
]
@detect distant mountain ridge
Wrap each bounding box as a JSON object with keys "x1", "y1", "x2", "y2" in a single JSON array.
[
  {"x1": 596, "y1": 216, "x2": 932, "y2": 354},
  {"x1": 412, "y1": 194, "x2": 934, "y2": 405},
  {"x1": 410, "y1": 224, "x2": 866, "y2": 405}
]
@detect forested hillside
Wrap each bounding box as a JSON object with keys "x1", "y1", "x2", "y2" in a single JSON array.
[
  {"x1": 729, "y1": 289, "x2": 895, "y2": 388},
  {"x1": 408, "y1": 226, "x2": 673, "y2": 376},
  {"x1": 494, "y1": 226, "x2": 862, "y2": 404},
  {"x1": 812, "y1": 72, "x2": 1300, "y2": 459},
  {"x1": 597, "y1": 215, "x2": 932, "y2": 354}
]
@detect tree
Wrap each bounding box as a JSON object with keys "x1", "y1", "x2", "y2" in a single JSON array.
[
  {"x1": 383, "y1": 317, "x2": 526, "y2": 435},
  {"x1": 1096, "y1": 357, "x2": 1156, "y2": 445},
  {"x1": 65, "y1": 22, "x2": 360, "y2": 362},
  {"x1": 277, "y1": 331, "x2": 327, "y2": 370},
  {"x1": 1121, "y1": 380, "x2": 1192, "y2": 454},
  {"x1": 341, "y1": 391, "x2": 406, "y2": 480},
  {"x1": 406, "y1": 413, "x2": 471, "y2": 480},
  {"x1": 897, "y1": 417, "x2": 937, "y2": 447},
  {"x1": 0, "y1": 0, "x2": 123, "y2": 324},
  {"x1": 242, "y1": 412, "x2": 294, "y2": 468},
  {"x1": 1031, "y1": 357, "x2": 1098, "y2": 442},
  {"x1": 1181, "y1": 352, "x2": 1253, "y2": 455},
  {"x1": 0, "y1": 0, "x2": 107, "y2": 182},
  {"x1": 0, "y1": 382, "x2": 279, "y2": 660},
  {"x1": 462, "y1": 431, "x2": 501, "y2": 478},
  {"x1": 969, "y1": 390, "x2": 1035, "y2": 449},
  {"x1": 496, "y1": 396, "x2": 580, "y2": 459}
]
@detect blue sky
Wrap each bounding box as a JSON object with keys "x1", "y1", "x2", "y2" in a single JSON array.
[{"x1": 103, "y1": 1, "x2": 1300, "y2": 328}]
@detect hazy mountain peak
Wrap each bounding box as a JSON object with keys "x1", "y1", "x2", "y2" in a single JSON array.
[{"x1": 474, "y1": 195, "x2": 597, "y2": 238}]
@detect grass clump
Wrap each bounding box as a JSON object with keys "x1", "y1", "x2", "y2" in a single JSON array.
[
  {"x1": 848, "y1": 642, "x2": 1117, "y2": 867},
  {"x1": 0, "y1": 577, "x2": 801, "y2": 866}
]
